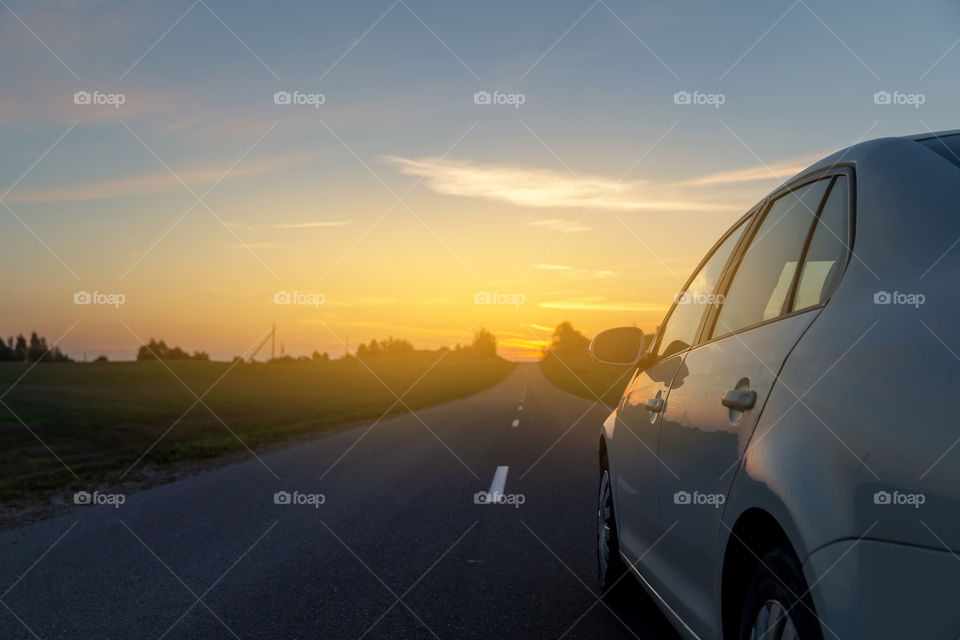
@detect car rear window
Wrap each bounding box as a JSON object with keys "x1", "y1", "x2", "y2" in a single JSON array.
[{"x1": 917, "y1": 134, "x2": 960, "y2": 169}]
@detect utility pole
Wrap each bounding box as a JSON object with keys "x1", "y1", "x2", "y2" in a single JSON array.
[{"x1": 271, "y1": 322, "x2": 276, "y2": 360}]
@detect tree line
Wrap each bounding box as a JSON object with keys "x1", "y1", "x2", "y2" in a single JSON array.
[
  {"x1": 139, "y1": 328, "x2": 499, "y2": 363},
  {"x1": 0, "y1": 332, "x2": 71, "y2": 362},
  {"x1": 0, "y1": 328, "x2": 502, "y2": 364}
]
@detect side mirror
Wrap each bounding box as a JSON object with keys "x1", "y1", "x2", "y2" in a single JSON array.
[{"x1": 590, "y1": 326, "x2": 645, "y2": 366}]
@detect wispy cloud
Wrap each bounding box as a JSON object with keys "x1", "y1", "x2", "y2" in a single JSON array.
[
  {"x1": 6, "y1": 155, "x2": 310, "y2": 203},
  {"x1": 383, "y1": 156, "x2": 739, "y2": 212},
  {"x1": 535, "y1": 263, "x2": 615, "y2": 279},
  {"x1": 525, "y1": 218, "x2": 591, "y2": 233},
  {"x1": 671, "y1": 154, "x2": 823, "y2": 187},
  {"x1": 269, "y1": 220, "x2": 353, "y2": 229},
  {"x1": 384, "y1": 154, "x2": 824, "y2": 214},
  {"x1": 539, "y1": 297, "x2": 669, "y2": 312}
]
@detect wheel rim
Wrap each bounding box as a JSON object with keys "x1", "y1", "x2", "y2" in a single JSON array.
[
  {"x1": 597, "y1": 469, "x2": 613, "y2": 577},
  {"x1": 750, "y1": 600, "x2": 798, "y2": 640}
]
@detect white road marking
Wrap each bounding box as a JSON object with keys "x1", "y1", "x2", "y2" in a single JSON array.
[
  {"x1": 487, "y1": 466, "x2": 508, "y2": 500},
  {"x1": 511, "y1": 418, "x2": 520, "y2": 428}
]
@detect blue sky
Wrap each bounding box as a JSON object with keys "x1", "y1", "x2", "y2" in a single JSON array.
[{"x1": 1, "y1": 0, "x2": 958, "y2": 359}]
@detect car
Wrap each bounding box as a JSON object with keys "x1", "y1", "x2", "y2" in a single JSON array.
[{"x1": 590, "y1": 130, "x2": 960, "y2": 640}]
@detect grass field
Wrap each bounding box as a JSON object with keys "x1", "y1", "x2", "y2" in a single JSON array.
[
  {"x1": 0, "y1": 353, "x2": 514, "y2": 502},
  {"x1": 539, "y1": 352, "x2": 634, "y2": 407}
]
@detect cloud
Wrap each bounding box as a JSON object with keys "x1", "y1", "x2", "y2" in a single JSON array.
[
  {"x1": 228, "y1": 242, "x2": 276, "y2": 249},
  {"x1": 268, "y1": 220, "x2": 353, "y2": 229},
  {"x1": 383, "y1": 156, "x2": 739, "y2": 212},
  {"x1": 535, "y1": 264, "x2": 615, "y2": 279},
  {"x1": 539, "y1": 298, "x2": 669, "y2": 312},
  {"x1": 672, "y1": 154, "x2": 823, "y2": 187},
  {"x1": 525, "y1": 218, "x2": 591, "y2": 233},
  {"x1": 6, "y1": 155, "x2": 310, "y2": 203}
]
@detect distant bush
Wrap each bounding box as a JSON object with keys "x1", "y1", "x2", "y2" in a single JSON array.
[
  {"x1": 357, "y1": 336, "x2": 415, "y2": 358},
  {"x1": 136, "y1": 338, "x2": 209, "y2": 361}
]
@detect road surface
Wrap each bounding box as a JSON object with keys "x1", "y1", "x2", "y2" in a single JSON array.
[{"x1": 0, "y1": 363, "x2": 681, "y2": 639}]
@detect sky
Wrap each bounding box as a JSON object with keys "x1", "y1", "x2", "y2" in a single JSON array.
[{"x1": 1, "y1": 0, "x2": 959, "y2": 360}]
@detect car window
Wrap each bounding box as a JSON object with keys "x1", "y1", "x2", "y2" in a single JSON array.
[
  {"x1": 794, "y1": 177, "x2": 848, "y2": 310},
  {"x1": 654, "y1": 219, "x2": 747, "y2": 359},
  {"x1": 712, "y1": 179, "x2": 831, "y2": 338}
]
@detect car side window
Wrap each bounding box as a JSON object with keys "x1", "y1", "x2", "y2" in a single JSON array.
[
  {"x1": 712, "y1": 179, "x2": 831, "y2": 339},
  {"x1": 794, "y1": 177, "x2": 848, "y2": 310},
  {"x1": 654, "y1": 219, "x2": 747, "y2": 359}
]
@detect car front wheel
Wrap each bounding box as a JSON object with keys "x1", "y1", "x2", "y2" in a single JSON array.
[
  {"x1": 738, "y1": 545, "x2": 823, "y2": 640},
  {"x1": 597, "y1": 454, "x2": 627, "y2": 593}
]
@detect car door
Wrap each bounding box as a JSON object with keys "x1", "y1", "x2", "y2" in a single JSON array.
[
  {"x1": 613, "y1": 215, "x2": 749, "y2": 575},
  {"x1": 653, "y1": 174, "x2": 851, "y2": 637}
]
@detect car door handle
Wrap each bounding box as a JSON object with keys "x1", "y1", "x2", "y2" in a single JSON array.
[
  {"x1": 644, "y1": 397, "x2": 664, "y2": 413},
  {"x1": 722, "y1": 389, "x2": 756, "y2": 411}
]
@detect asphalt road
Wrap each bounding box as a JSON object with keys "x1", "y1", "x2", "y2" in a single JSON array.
[{"x1": 0, "y1": 363, "x2": 681, "y2": 639}]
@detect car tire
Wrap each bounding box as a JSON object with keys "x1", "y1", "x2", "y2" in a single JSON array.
[
  {"x1": 597, "y1": 453, "x2": 627, "y2": 594},
  {"x1": 738, "y1": 545, "x2": 823, "y2": 640}
]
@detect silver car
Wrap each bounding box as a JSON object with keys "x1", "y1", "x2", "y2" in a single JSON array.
[{"x1": 591, "y1": 130, "x2": 960, "y2": 640}]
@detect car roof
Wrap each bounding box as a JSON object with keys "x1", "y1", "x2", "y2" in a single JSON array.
[{"x1": 778, "y1": 128, "x2": 960, "y2": 192}]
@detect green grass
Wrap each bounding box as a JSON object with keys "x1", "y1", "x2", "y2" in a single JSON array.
[
  {"x1": 539, "y1": 352, "x2": 633, "y2": 407},
  {"x1": 0, "y1": 354, "x2": 515, "y2": 501}
]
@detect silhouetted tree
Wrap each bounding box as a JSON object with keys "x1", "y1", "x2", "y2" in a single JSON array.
[
  {"x1": 548, "y1": 322, "x2": 589, "y2": 357},
  {"x1": 469, "y1": 328, "x2": 497, "y2": 357},
  {"x1": 14, "y1": 334, "x2": 27, "y2": 362}
]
